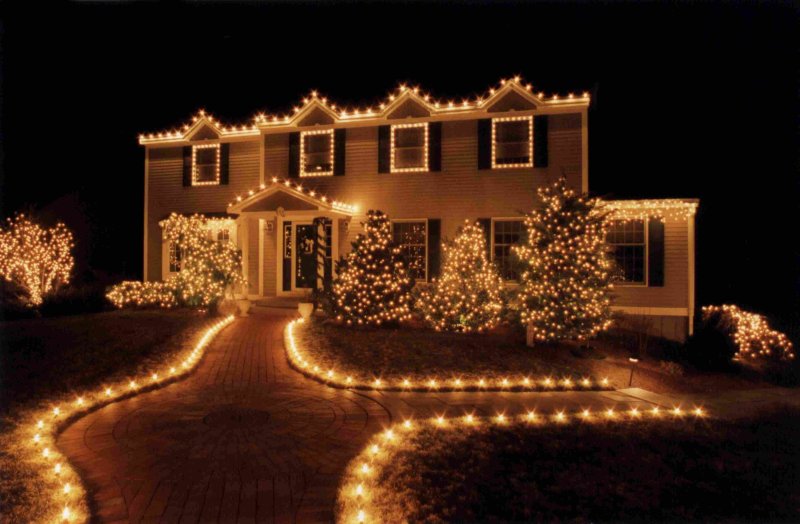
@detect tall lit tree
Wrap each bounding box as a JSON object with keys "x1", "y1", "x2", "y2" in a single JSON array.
[
  {"x1": 330, "y1": 210, "x2": 414, "y2": 326},
  {"x1": 108, "y1": 213, "x2": 245, "y2": 309},
  {"x1": 418, "y1": 220, "x2": 504, "y2": 332},
  {"x1": 0, "y1": 213, "x2": 74, "y2": 306},
  {"x1": 514, "y1": 178, "x2": 614, "y2": 343}
]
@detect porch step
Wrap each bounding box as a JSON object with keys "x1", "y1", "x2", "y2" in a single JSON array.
[{"x1": 253, "y1": 297, "x2": 303, "y2": 309}]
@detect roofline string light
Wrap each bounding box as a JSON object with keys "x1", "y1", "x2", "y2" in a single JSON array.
[
  {"x1": 285, "y1": 318, "x2": 611, "y2": 392},
  {"x1": 604, "y1": 199, "x2": 699, "y2": 222},
  {"x1": 138, "y1": 76, "x2": 591, "y2": 144},
  {"x1": 23, "y1": 315, "x2": 234, "y2": 523},
  {"x1": 338, "y1": 406, "x2": 708, "y2": 523},
  {"x1": 227, "y1": 176, "x2": 358, "y2": 214}
]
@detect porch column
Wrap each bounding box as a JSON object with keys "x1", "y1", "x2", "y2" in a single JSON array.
[{"x1": 313, "y1": 217, "x2": 329, "y2": 291}]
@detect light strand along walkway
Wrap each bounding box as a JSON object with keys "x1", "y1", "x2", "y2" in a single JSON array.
[{"x1": 57, "y1": 310, "x2": 798, "y2": 523}]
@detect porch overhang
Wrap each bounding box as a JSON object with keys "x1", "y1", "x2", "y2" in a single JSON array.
[{"x1": 226, "y1": 177, "x2": 356, "y2": 217}]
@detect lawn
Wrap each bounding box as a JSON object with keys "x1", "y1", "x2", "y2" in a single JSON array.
[
  {"x1": 0, "y1": 309, "x2": 212, "y2": 523},
  {"x1": 294, "y1": 318, "x2": 780, "y2": 393},
  {"x1": 295, "y1": 318, "x2": 605, "y2": 389},
  {"x1": 339, "y1": 409, "x2": 800, "y2": 523}
]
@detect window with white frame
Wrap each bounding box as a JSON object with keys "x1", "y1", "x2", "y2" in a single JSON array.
[
  {"x1": 392, "y1": 220, "x2": 427, "y2": 281},
  {"x1": 493, "y1": 220, "x2": 525, "y2": 280},
  {"x1": 492, "y1": 116, "x2": 533, "y2": 168},
  {"x1": 607, "y1": 219, "x2": 646, "y2": 284},
  {"x1": 168, "y1": 242, "x2": 182, "y2": 273},
  {"x1": 216, "y1": 228, "x2": 230, "y2": 245},
  {"x1": 192, "y1": 143, "x2": 221, "y2": 185},
  {"x1": 391, "y1": 123, "x2": 428, "y2": 172},
  {"x1": 300, "y1": 129, "x2": 334, "y2": 177}
]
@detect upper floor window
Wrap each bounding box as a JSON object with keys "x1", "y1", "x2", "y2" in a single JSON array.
[
  {"x1": 300, "y1": 129, "x2": 334, "y2": 177},
  {"x1": 192, "y1": 144, "x2": 221, "y2": 185},
  {"x1": 216, "y1": 228, "x2": 230, "y2": 245},
  {"x1": 392, "y1": 220, "x2": 427, "y2": 281},
  {"x1": 492, "y1": 116, "x2": 533, "y2": 168},
  {"x1": 607, "y1": 219, "x2": 646, "y2": 284},
  {"x1": 391, "y1": 123, "x2": 428, "y2": 172},
  {"x1": 493, "y1": 219, "x2": 525, "y2": 280}
]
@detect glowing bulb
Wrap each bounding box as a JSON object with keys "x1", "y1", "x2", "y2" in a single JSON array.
[
  {"x1": 53, "y1": 407, "x2": 60, "y2": 416},
  {"x1": 602, "y1": 377, "x2": 609, "y2": 386},
  {"x1": 606, "y1": 408, "x2": 615, "y2": 418},
  {"x1": 357, "y1": 509, "x2": 366, "y2": 523},
  {"x1": 355, "y1": 484, "x2": 364, "y2": 496},
  {"x1": 556, "y1": 411, "x2": 566, "y2": 421},
  {"x1": 62, "y1": 506, "x2": 71, "y2": 520},
  {"x1": 403, "y1": 419, "x2": 412, "y2": 429},
  {"x1": 33, "y1": 433, "x2": 41, "y2": 443},
  {"x1": 384, "y1": 429, "x2": 394, "y2": 441},
  {"x1": 651, "y1": 406, "x2": 660, "y2": 415},
  {"x1": 63, "y1": 483, "x2": 71, "y2": 494},
  {"x1": 693, "y1": 407, "x2": 704, "y2": 417},
  {"x1": 37, "y1": 420, "x2": 44, "y2": 429},
  {"x1": 465, "y1": 414, "x2": 474, "y2": 424},
  {"x1": 436, "y1": 415, "x2": 445, "y2": 425},
  {"x1": 360, "y1": 463, "x2": 370, "y2": 474},
  {"x1": 105, "y1": 388, "x2": 112, "y2": 397},
  {"x1": 54, "y1": 463, "x2": 62, "y2": 474},
  {"x1": 672, "y1": 406, "x2": 682, "y2": 416},
  {"x1": 370, "y1": 444, "x2": 379, "y2": 455},
  {"x1": 496, "y1": 413, "x2": 506, "y2": 423}
]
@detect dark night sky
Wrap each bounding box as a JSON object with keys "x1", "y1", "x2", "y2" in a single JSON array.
[{"x1": 1, "y1": 2, "x2": 797, "y2": 332}]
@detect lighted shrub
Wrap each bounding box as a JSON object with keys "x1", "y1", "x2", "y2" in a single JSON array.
[
  {"x1": 328, "y1": 210, "x2": 414, "y2": 327},
  {"x1": 107, "y1": 213, "x2": 245, "y2": 309},
  {"x1": 418, "y1": 221, "x2": 504, "y2": 333}
]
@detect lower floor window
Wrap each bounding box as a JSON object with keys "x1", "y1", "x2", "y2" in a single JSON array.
[
  {"x1": 392, "y1": 220, "x2": 427, "y2": 281},
  {"x1": 169, "y1": 242, "x2": 182, "y2": 273},
  {"x1": 607, "y1": 219, "x2": 646, "y2": 284},
  {"x1": 493, "y1": 219, "x2": 525, "y2": 280}
]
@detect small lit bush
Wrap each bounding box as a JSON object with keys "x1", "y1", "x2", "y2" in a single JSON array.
[
  {"x1": 328, "y1": 210, "x2": 414, "y2": 327},
  {"x1": 0, "y1": 213, "x2": 74, "y2": 307},
  {"x1": 418, "y1": 221, "x2": 504, "y2": 333},
  {"x1": 685, "y1": 305, "x2": 794, "y2": 371},
  {"x1": 703, "y1": 305, "x2": 795, "y2": 362},
  {"x1": 107, "y1": 213, "x2": 244, "y2": 309}
]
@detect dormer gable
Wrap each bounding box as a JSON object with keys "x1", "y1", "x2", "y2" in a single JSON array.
[
  {"x1": 386, "y1": 94, "x2": 432, "y2": 119},
  {"x1": 294, "y1": 100, "x2": 339, "y2": 127},
  {"x1": 484, "y1": 83, "x2": 539, "y2": 113}
]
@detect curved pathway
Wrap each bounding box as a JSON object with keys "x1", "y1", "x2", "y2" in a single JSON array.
[{"x1": 58, "y1": 309, "x2": 745, "y2": 523}]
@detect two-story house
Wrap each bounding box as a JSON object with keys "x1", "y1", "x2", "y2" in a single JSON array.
[{"x1": 139, "y1": 78, "x2": 698, "y2": 341}]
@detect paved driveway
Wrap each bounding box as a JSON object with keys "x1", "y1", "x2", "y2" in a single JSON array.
[{"x1": 54, "y1": 310, "x2": 721, "y2": 523}]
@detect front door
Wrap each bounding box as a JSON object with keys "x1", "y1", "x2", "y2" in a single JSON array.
[{"x1": 295, "y1": 224, "x2": 317, "y2": 289}]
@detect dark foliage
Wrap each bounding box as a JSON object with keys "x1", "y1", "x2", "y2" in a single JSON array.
[{"x1": 683, "y1": 311, "x2": 738, "y2": 371}]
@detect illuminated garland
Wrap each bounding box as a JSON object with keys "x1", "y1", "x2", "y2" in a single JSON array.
[
  {"x1": 17, "y1": 315, "x2": 234, "y2": 523},
  {"x1": 0, "y1": 213, "x2": 74, "y2": 306},
  {"x1": 285, "y1": 318, "x2": 610, "y2": 391},
  {"x1": 138, "y1": 77, "x2": 591, "y2": 144},
  {"x1": 418, "y1": 221, "x2": 504, "y2": 333},
  {"x1": 329, "y1": 210, "x2": 414, "y2": 326},
  {"x1": 337, "y1": 406, "x2": 707, "y2": 523},
  {"x1": 514, "y1": 178, "x2": 614, "y2": 343},
  {"x1": 107, "y1": 213, "x2": 246, "y2": 309},
  {"x1": 702, "y1": 305, "x2": 795, "y2": 361}
]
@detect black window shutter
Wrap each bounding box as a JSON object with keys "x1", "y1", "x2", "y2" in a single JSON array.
[
  {"x1": 427, "y1": 219, "x2": 441, "y2": 280},
  {"x1": 477, "y1": 217, "x2": 492, "y2": 261},
  {"x1": 182, "y1": 146, "x2": 192, "y2": 186},
  {"x1": 534, "y1": 115, "x2": 549, "y2": 168},
  {"x1": 428, "y1": 122, "x2": 442, "y2": 172},
  {"x1": 477, "y1": 119, "x2": 491, "y2": 170},
  {"x1": 648, "y1": 219, "x2": 665, "y2": 287},
  {"x1": 334, "y1": 128, "x2": 346, "y2": 176},
  {"x1": 378, "y1": 125, "x2": 390, "y2": 173},
  {"x1": 282, "y1": 221, "x2": 292, "y2": 291},
  {"x1": 288, "y1": 132, "x2": 300, "y2": 178},
  {"x1": 220, "y1": 143, "x2": 230, "y2": 185}
]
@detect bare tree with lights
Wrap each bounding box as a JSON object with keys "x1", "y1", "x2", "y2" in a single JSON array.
[
  {"x1": 514, "y1": 177, "x2": 614, "y2": 343},
  {"x1": 0, "y1": 213, "x2": 74, "y2": 307},
  {"x1": 418, "y1": 220, "x2": 504, "y2": 332},
  {"x1": 329, "y1": 210, "x2": 414, "y2": 326}
]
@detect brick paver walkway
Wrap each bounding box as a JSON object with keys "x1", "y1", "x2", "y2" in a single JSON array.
[{"x1": 56, "y1": 310, "x2": 724, "y2": 523}]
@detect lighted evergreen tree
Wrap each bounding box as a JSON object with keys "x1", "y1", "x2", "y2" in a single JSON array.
[
  {"x1": 330, "y1": 210, "x2": 414, "y2": 326},
  {"x1": 418, "y1": 220, "x2": 504, "y2": 332},
  {"x1": 514, "y1": 177, "x2": 614, "y2": 343}
]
